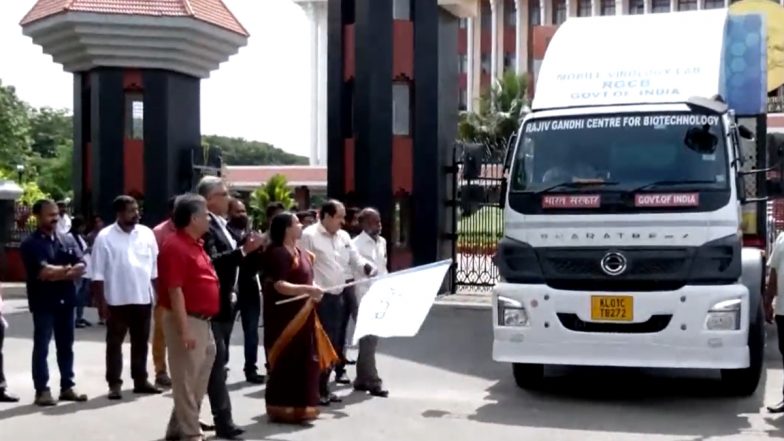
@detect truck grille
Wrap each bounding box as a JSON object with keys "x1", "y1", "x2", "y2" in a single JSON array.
[{"x1": 537, "y1": 247, "x2": 693, "y2": 291}]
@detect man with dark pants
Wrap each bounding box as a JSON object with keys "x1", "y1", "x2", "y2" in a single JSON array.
[
  {"x1": 91, "y1": 196, "x2": 162, "y2": 399},
  {"x1": 766, "y1": 231, "x2": 784, "y2": 413},
  {"x1": 0, "y1": 285, "x2": 19, "y2": 402},
  {"x1": 198, "y1": 177, "x2": 264, "y2": 439},
  {"x1": 352, "y1": 208, "x2": 389, "y2": 397},
  {"x1": 301, "y1": 200, "x2": 374, "y2": 405},
  {"x1": 226, "y1": 198, "x2": 265, "y2": 384},
  {"x1": 20, "y1": 199, "x2": 88, "y2": 406}
]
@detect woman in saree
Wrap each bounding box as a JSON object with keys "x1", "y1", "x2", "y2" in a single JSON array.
[{"x1": 262, "y1": 212, "x2": 339, "y2": 424}]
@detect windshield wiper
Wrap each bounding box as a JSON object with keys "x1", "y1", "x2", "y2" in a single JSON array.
[
  {"x1": 629, "y1": 180, "x2": 718, "y2": 193},
  {"x1": 531, "y1": 180, "x2": 620, "y2": 195}
]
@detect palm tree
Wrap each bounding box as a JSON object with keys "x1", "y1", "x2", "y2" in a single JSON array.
[
  {"x1": 458, "y1": 71, "x2": 530, "y2": 153},
  {"x1": 249, "y1": 173, "x2": 295, "y2": 230}
]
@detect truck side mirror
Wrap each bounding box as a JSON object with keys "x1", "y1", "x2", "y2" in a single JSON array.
[
  {"x1": 738, "y1": 125, "x2": 755, "y2": 141},
  {"x1": 767, "y1": 133, "x2": 784, "y2": 198}
]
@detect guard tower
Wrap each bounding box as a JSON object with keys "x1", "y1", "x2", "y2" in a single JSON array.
[{"x1": 20, "y1": 0, "x2": 248, "y2": 225}]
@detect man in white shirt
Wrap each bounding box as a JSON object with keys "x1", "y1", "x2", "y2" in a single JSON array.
[
  {"x1": 91, "y1": 195, "x2": 162, "y2": 400},
  {"x1": 352, "y1": 208, "x2": 389, "y2": 397},
  {"x1": 55, "y1": 201, "x2": 71, "y2": 239},
  {"x1": 300, "y1": 199, "x2": 374, "y2": 405},
  {"x1": 766, "y1": 231, "x2": 784, "y2": 413}
]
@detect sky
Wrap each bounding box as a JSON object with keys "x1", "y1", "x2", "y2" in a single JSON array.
[{"x1": 0, "y1": 0, "x2": 311, "y2": 158}]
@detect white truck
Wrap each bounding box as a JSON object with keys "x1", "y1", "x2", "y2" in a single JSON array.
[{"x1": 492, "y1": 9, "x2": 784, "y2": 395}]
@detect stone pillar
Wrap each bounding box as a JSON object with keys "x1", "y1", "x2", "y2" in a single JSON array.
[
  {"x1": 306, "y1": 3, "x2": 319, "y2": 166},
  {"x1": 316, "y1": 4, "x2": 328, "y2": 166},
  {"x1": 470, "y1": 15, "x2": 483, "y2": 109},
  {"x1": 467, "y1": 17, "x2": 475, "y2": 111},
  {"x1": 490, "y1": 0, "x2": 499, "y2": 80},
  {"x1": 515, "y1": 0, "x2": 529, "y2": 75}
]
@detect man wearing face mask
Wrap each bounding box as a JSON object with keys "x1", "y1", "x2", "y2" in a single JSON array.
[{"x1": 226, "y1": 198, "x2": 265, "y2": 384}]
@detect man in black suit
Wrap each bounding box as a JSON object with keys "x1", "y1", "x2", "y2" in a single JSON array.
[
  {"x1": 197, "y1": 177, "x2": 264, "y2": 440},
  {"x1": 226, "y1": 198, "x2": 265, "y2": 384}
]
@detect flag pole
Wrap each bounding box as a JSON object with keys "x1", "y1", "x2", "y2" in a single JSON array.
[{"x1": 274, "y1": 259, "x2": 453, "y2": 306}]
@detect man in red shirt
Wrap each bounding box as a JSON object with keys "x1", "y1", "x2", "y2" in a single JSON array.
[
  {"x1": 158, "y1": 194, "x2": 219, "y2": 441},
  {"x1": 152, "y1": 197, "x2": 177, "y2": 388}
]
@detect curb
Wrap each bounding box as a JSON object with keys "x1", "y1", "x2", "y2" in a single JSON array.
[
  {"x1": 432, "y1": 300, "x2": 492, "y2": 310},
  {"x1": 1, "y1": 284, "x2": 494, "y2": 310},
  {"x1": 1, "y1": 283, "x2": 26, "y2": 299}
]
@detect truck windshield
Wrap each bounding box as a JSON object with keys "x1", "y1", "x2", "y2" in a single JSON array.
[{"x1": 510, "y1": 112, "x2": 729, "y2": 195}]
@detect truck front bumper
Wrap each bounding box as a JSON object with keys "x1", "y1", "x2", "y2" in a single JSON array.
[{"x1": 492, "y1": 282, "x2": 750, "y2": 369}]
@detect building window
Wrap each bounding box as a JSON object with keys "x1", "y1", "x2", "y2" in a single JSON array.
[
  {"x1": 392, "y1": 82, "x2": 411, "y2": 136},
  {"x1": 458, "y1": 18, "x2": 468, "y2": 29},
  {"x1": 553, "y1": 0, "x2": 567, "y2": 24},
  {"x1": 652, "y1": 0, "x2": 670, "y2": 12},
  {"x1": 392, "y1": 0, "x2": 410, "y2": 20},
  {"x1": 578, "y1": 0, "x2": 593, "y2": 16},
  {"x1": 629, "y1": 0, "x2": 645, "y2": 14},
  {"x1": 125, "y1": 93, "x2": 143, "y2": 140},
  {"x1": 504, "y1": 53, "x2": 516, "y2": 70},
  {"x1": 677, "y1": 0, "x2": 698, "y2": 9},
  {"x1": 704, "y1": 0, "x2": 724, "y2": 8},
  {"x1": 458, "y1": 54, "x2": 468, "y2": 74},
  {"x1": 481, "y1": 2, "x2": 491, "y2": 29},
  {"x1": 481, "y1": 54, "x2": 490, "y2": 73},
  {"x1": 600, "y1": 0, "x2": 616, "y2": 15},
  {"x1": 459, "y1": 88, "x2": 468, "y2": 111},
  {"x1": 506, "y1": 2, "x2": 517, "y2": 26},
  {"x1": 529, "y1": 0, "x2": 541, "y2": 25}
]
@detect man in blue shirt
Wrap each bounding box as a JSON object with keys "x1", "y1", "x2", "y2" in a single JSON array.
[{"x1": 20, "y1": 199, "x2": 88, "y2": 406}]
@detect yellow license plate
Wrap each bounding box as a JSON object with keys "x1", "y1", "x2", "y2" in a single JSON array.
[{"x1": 590, "y1": 296, "x2": 633, "y2": 321}]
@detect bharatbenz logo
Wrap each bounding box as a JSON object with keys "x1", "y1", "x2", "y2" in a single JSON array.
[{"x1": 538, "y1": 232, "x2": 690, "y2": 241}]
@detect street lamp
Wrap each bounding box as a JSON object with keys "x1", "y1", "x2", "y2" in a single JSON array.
[{"x1": 15, "y1": 164, "x2": 24, "y2": 183}]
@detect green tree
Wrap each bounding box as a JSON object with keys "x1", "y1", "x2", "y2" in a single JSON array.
[
  {"x1": 458, "y1": 71, "x2": 529, "y2": 152},
  {"x1": 249, "y1": 174, "x2": 295, "y2": 230},
  {"x1": 202, "y1": 135, "x2": 308, "y2": 165},
  {"x1": 0, "y1": 80, "x2": 33, "y2": 172},
  {"x1": 34, "y1": 142, "x2": 73, "y2": 201},
  {"x1": 29, "y1": 107, "x2": 72, "y2": 158}
]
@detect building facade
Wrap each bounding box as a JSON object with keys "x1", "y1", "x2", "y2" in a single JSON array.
[{"x1": 298, "y1": 0, "x2": 784, "y2": 162}]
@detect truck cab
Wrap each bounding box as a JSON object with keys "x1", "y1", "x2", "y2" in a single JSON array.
[{"x1": 492, "y1": 9, "x2": 784, "y2": 395}]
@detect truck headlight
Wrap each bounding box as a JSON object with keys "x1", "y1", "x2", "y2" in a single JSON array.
[
  {"x1": 498, "y1": 295, "x2": 529, "y2": 327},
  {"x1": 704, "y1": 299, "x2": 741, "y2": 331}
]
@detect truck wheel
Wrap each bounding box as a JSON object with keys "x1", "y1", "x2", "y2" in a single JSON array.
[
  {"x1": 720, "y1": 304, "x2": 764, "y2": 397},
  {"x1": 512, "y1": 363, "x2": 545, "y2": 390}
]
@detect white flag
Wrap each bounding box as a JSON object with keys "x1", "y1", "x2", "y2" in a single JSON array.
[{"x1": 352, "y1": 259, "x2": 452, "y2": 345}]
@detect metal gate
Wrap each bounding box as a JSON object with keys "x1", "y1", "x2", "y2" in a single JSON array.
[{"x1": 449, "y1": 142, "x2": 506, "y2": 292}]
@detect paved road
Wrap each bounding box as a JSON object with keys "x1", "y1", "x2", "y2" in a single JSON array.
[{"x1": 1, "y1": 299, "x2": 783, "y2": 441}]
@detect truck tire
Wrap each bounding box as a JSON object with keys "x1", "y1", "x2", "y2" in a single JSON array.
[
  {"x1": 720, "y1": 304, "x2": 764, "y2": 397},
  {"x1": 512, "y1": 363, "x2": 545, "y2": 390}
]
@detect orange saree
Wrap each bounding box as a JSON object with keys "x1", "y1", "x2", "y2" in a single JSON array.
[{"x1": 262, "y1": 245, "x2": 339, "y2": 424}]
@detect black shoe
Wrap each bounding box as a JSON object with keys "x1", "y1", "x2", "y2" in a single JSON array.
[
  {"x1": 0, "y1": 389, "x2": 19, "y2": 403},
  {"x1": 344, "y1": 358, "x2": 356, "y2": 365},
  {"x1": 107, "y1": 385, "x2": 122, "y2": 400},
  {"x1": 60, "y1": 388, "x2": 88, "y2": 402},
  {"x1": 334, "y1": 373, "x2": 351, "y2": 385},
  {"x1": 245, "y1": 372, "x2": 266, "y2": 384},
  {"x1": 768, "y1": 400, "x2": 784, "y2": 413},
  {"x1": 200, "y1": 421, "x2": 215, "y2": 431},
  {"x1": 35, "y1": 390, "x2": 57, "y2": 406},
  {"x1": 215, "y1": 425, "x2": 245, "y2": 440},
  {"x1": 133, "y1": 381, "x2": 163, "y2": 395},
  {"x1": 369, "y1": 387, "x2": 389, "y2": 398},
  {"x1": 75, "y1": 321, "x2": 86, "y2": 329},
  {"x1": 155, "y1": 373, "x2": 172, "y2": 389}
]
